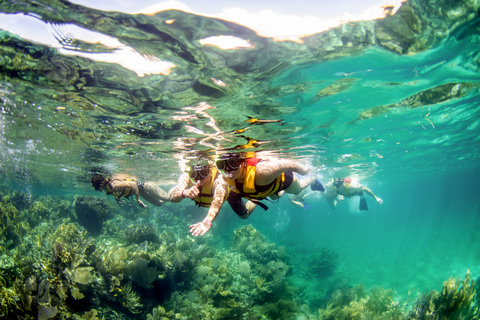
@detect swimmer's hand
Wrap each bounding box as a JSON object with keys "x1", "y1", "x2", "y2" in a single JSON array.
[
  {"x1": 115, "y1": 197, "x2": 123, "y2": 205},
  {"x1": 376, "y1": 197, "x2": 383, "y2": 205},
  {"x1": 183, "y1": 180, "x2": 201, "y2": 199},
  {"x1": 189, "y1": 220, "x2": 211, "y2": 236},
  {"x1": 337, "y1": 195, "x2": 344, "y2": 201},
  {"x1": 138, "y1": 200, "x2": 147, "y2": 208}
]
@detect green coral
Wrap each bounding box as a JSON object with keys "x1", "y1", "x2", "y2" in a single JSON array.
[
  {"x1": 0, "y1": 284, "x2": 33, "y2": 320},
  {"x1": 124, "y1": 222, "x2": 159, "y2": 245},
  {"x1": 1, "y1": 185, "x2": 480, "y2": 320},
  {"x1": 412, "y1": 270, "x2": 478, "y2": 319},
  {"x1": 74, "y1": 195, "x2": 114, "y2": 235},
  {"x1": 0, "y1": 200, "x2": 26, "y2": 248},
  {"x1": 119, "y1": 284, "x2": 143, "y2": 314},
  {"x1": 307, "y1": 246, "x2": 339, "y2": 279}
]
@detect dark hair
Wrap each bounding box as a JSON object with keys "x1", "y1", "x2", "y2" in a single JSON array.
[{"x1": 91, "y1": 175, "x2": 107, "y2": 191}]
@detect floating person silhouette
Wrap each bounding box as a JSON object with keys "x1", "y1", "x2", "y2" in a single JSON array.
[
  {"x1": 91, "y1": 174, "x2": 171, "y2": 208},
  {"x1": 324, "y1": 178, "x2": 383, "y2": 211}
]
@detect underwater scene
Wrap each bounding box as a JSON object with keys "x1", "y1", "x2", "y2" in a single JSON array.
[{"x1": 1, "y1": 0, "x2": 480, "y2": 319}]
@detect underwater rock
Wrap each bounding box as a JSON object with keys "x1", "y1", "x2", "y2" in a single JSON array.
[
  {"x1": 74, "y1": 195, "x2": 114, "y2": 235},
  {"x1": 124, "y1": 222, "x2": 159, "y2": 244}
]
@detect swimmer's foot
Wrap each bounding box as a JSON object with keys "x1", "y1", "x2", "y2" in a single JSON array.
[{"x1": 310, "y1": 177, "x2": 325, "y2": 192}]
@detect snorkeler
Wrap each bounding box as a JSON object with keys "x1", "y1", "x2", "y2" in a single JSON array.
[
  {"x1": 216, "y1": 153, "x2": 325, "y2": 219},
  {"x1": 324, "y1": 178, "x2": 383, "y2": 211},
  {"x1": 91, "y1": 174, "x2": 171, "y2": 208},
  {"x1": 289, "y1": 190, "x2": 314, "y2": 211},
  {"x1": 170, "y1": 162, "x2": 231, "y2": 237}
]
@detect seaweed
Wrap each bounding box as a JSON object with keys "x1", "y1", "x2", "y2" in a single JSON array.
[
  {"x1": 0, "y1": 186, "x2": 479, "y2": 320},
  {"x1": 411, "y1": 270, "x2": 479, "y2": 320}
]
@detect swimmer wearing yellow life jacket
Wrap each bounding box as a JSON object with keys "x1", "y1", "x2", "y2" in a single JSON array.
[
  {"x1": 92, "y1": 174, "x2": 171, "y2": 208},
  {"x1": 216, "y1": 153, "x2": 325, "y2": 219},
  {"x1": 170, "y1": 163, "x2": 230, "y2": 237},
  {"x1": 92, "y1": 174, "x2": 147, "y2": 207}
]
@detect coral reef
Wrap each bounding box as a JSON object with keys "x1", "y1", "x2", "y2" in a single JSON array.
[
  {"x1": 0, "y1": 186, "x2": 479, "y2": 320},
  {"x1": 74, "y1": 195, "x2": 114, "y2": 235},
  {"x1": 412, "y1": 270, "x2": 478, "y2": 319},
  {"x1": 307, "y1": 246, "x2": 339, "y2": 279}
]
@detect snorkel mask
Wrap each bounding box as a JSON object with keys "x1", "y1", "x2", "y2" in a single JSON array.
[
  {"x1": 216, "y1": 153, "x2": 242, "y2": 179},
  {"x1": 187, "y1": 164, "x2": 211, "y2": 182},
  {"x1": 333, "y1": 178, "x2": 343, "y2": 188}
]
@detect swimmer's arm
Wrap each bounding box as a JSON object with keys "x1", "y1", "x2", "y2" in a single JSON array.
[
  {"x1": 109, "y1": 180, "x2": 146, "y2": 207},
  {"x1": 204, "y1": 178, "x2": 228, "y2": 223},
  {"x1": 190, "y1": 177, "x2": 227, "y2": 236},
  {"x1": 255, "y1": 160, "x2": 309, "y2": 185},
  {"x1": 360, "y1": 185, "x2": 383, "y2": 204},
  {"x1": 170, "y1": 174, "x2": 192, "y2": 203}
]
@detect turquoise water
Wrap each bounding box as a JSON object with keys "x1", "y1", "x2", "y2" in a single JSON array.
[{"x1": 1, "y1": 0, "x2": 480, "y2": 319}]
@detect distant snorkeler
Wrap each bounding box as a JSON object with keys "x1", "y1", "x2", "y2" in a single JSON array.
[
  {"x1": 216, "y1": 152, "x2": 325, "y2": 219},
  {"x1": 91, "y1": 173, "x2": 172, "y2": 208},
  {"x1": 324, "y1": 178, "x2": 383, "y2": 211},
  {"x1": 289, "y1": 189, "x2": 314, "y2": 211}
]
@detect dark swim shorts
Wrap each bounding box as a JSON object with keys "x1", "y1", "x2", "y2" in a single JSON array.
[
  {"x1": 227, "y1": 192, "x2": 248, "y2": 216},
  {"x1": 280, "y1": 171, "x2": 294, "y2": 191}
]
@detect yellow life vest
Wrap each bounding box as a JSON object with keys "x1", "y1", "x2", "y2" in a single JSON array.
[
  {"x1": 105, "y1": 179, "x2": 135, "y2": 198},
  {"x1": 225, "y1": 158, "x2": 285, "y2": 200},
  {"x1": 193, "y1": 167, "x2": 229, "y2": 207}
]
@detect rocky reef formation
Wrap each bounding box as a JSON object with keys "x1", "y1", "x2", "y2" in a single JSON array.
[{"x1": 0, "y1": 186, "x2": 479, "y2": 319}]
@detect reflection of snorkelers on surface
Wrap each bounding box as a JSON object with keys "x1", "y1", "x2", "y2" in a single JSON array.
[
  {"x1": 245, "y1": 116, "x2": 283, "y2": 125},
  {"x1": 91, "y1": 173, "x2": 172, "y2": 208},
  {"x1": 216, "y1": 152, "x2": 325, "y2": 219},
  {"x1": 324, "y1": 178, "x2": 383, "y2": 211},
  {"x1": 172, "y1": 102, "x2": 230, "y2": 150}
]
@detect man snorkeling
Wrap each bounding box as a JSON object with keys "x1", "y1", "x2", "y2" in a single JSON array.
[
  {"x1": 91, "y1": 173, "x2": 171, "y2": 208},
  {"x1": 324, "y1": 178, "x2": 383, "y2": 211},
  {"x1": 216, "y1": 153, "x2": 325, "y2": 218},
  {"x1": 170, "y1": 162, "x2": 230, "y2": 236}
]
